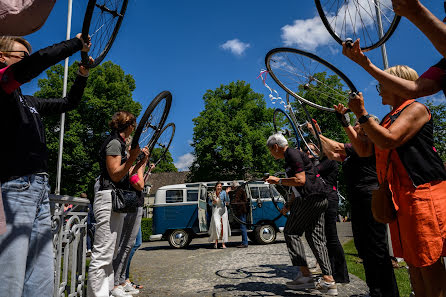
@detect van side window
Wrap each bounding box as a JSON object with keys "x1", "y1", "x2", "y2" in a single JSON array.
[
  {"x1": 166, "y1": 190, "x2": 183, "y2": 203},
  {"x1": 250, "y1": 187, "x2": 259, "y2": 199},
  {"x1": 259, "y1": 187, "x2": 270, "y2": 199},
  {"x1": 187, "y1": 189, "x2": 199, "y2": 201}
]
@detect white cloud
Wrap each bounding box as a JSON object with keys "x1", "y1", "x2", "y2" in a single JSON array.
[
  {"x1": 174, "y1": 153, "x2": 195, "y2": 172},
  {"x1": 420, "y1": 92, "x2": 446, "y2": 104},
  {"x1": 220, "y1": 39, "x2": 250, "y2": 56},
  {"x1": 281, "y1": 16, "x2": 333, "y2": 51}
]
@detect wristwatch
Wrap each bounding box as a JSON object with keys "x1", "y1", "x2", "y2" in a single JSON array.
[{"x1": 358, "y1": 114, "x2": 371, "y2": 124}]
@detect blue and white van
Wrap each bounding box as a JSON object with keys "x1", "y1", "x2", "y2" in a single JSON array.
[{"x1": 149, "y1": 181, "x2": 287, "y2": 248}]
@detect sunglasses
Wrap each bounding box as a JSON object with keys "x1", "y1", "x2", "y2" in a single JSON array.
[{"x1": 2, "y1": 50, "x2": 30, "y2": 59}]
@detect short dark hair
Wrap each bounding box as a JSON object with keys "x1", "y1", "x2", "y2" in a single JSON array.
[{"x1": 109, "y1": 111, "x2": 136, "y2": 132}]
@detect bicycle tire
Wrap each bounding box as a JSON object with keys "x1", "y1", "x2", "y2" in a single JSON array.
[
  {"x1": 273, "y1": 108, "x2": 300, "y2": 149},
  {"x1": 81, "y1": 0, "x2": 128, "y2": 68},
  {"x1": 132, "y1": 91, "x2": 172, "y2": 150},
  {"x1": 265, "y1": 47, "x2": 357, "y2": 112},
  {"x1": 315, "y1": 0, "x2": 400, "y2": 52}
]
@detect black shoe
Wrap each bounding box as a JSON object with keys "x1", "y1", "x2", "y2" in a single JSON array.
[{"x1": 237, "y1": 244, "x2": 248, "y2": 248}]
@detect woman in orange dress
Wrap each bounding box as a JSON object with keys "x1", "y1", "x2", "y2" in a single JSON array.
[{"x1": 345, "y1": 64, "x2": 446, "y2": 296}]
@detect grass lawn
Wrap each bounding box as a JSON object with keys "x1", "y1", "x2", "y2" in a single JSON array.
[{"x1": 343, "y1": 239, "x2": 413, "y2": 296}]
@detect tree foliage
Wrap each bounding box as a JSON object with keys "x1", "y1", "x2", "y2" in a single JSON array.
[
  {"x1": 425, "y1": 100, "x2": 446, "y2": 162},
  {"x1": 189, "y1": 81, "x2": 282, "y2": 182},
  {"x1": 34, "y1": 61, "x2": 142, "y2": 197},
  {"x1": 150, "y1": 148, "x2": 177, "y2": 173}
]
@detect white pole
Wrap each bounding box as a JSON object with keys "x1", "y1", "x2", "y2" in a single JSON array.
[{"x1": 55, "y1": 0, "x2": 73, "y2": 195}]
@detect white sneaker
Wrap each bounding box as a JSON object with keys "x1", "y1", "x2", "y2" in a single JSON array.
[
  {"x1": 111, "y1": 286, "x2": 132, "y2": 297},
  {"x1": 122, "y1": 282, "x2": 140, "y2": 295},
  {"x1": 312, "y1": 278, "x2": 338, "y2": 296},
  {"x1": 286, "y1": 272, "x2": 315, "y2": 290}
]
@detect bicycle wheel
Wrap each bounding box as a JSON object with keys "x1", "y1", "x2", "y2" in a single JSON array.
[
  {"x1": 81, "y1": 0, "x2": 128, "y2": 68},
  {"x1": 149, "y1": 123, "x2": 175, "y2": 166},
  {"x1": 269, "y1": 174, "x2": 290, "y2": 218},
  {"x1": 273, "y1": 108, "x2": 300, "y2": 149},
  {"x1": 292, "y1": 100, "x2": 324, "y2": 159},
  {"x1": 265, "y1": 47, "x2": 357, "y2": 112},
  {"x1": 132, "y1": 91, "x2": 172, "y2": 150},
  {"x1": 315, "y1": 0, "x2": 400, "y2": 51}
]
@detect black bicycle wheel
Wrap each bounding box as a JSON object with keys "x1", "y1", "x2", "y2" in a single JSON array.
[
  {"x1": 273, "y1": 108, "x2": 300, "y2": 149},
  {"x1": 315, "y1": 0, "x2": 400, "y2": 52},
  {"x1": 81, "y1": 0, "x2": 128, "y2": 67},
  {"x1": 149, "y1": 123, "x2": 175, "y2": 166},
  {"x1": 265, "y1": 47, "x2": 357, "y2": 112},
  {"x1": 293, "y1": 100, "x2": 324, "y2": 159},
  {"x1": 269, "y1": 174, "x2": 290, "y2": 218},
  {"x1": 132, "y1": 91, "x2": 172, "y2": 150}
]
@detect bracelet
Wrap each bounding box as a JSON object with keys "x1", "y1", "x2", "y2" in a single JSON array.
[{"x1": 317, "y1": 131, "x2": 322, "y2": 135}]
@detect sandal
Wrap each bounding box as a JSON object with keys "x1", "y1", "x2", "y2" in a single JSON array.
[{"x1": 131, "y1": 282, "x2": 144, "y2": 289}]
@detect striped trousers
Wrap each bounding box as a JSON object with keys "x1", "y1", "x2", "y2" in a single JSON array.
[{"x1": 284, "y1": 192, "x2": 332, "y2": 276}]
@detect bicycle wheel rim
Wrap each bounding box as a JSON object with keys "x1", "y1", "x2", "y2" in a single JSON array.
[
  {"x1": 293, "y1": 101, "x2": 324, "y2": 159},
  {"x1": 81, "y1": 0, "x2": 128, "y2": 67},
  {"x1": 315, "y1": 0, "x2": 401, "y2": 52},
  {"x1": 150, "y1": 123, "x2": 175, "y2": 166},
  {"x1": 269, "y1": 182, "x2": 288, "y2": 218},
  {"x1": 132, "y1": 90, "x2": 172, "y2": 150},
  {"x1": 265, "y1": 47, "x2": 357, "y2": 112},
  {"x1": 273, "y1": 108, "x2": 300, "y2": 149}
]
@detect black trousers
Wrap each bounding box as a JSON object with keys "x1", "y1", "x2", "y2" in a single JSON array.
[
  {"x1": 325, "y1": 191, "x2": 350, "y2": 283},
  {"x1": 350, "y1": 189, "x2": 399, "y2": 297}
]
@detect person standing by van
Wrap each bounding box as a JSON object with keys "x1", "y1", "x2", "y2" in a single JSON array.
[
  {"x1": 230, "y1": 181, "x2": 249, "y2": 248},
  {"x1": 208, "y1": 182, "x2": 231, "y2": 249}
]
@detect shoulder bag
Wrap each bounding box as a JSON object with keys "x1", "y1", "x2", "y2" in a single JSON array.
[{"x1": 371, "y1": 150, "x2": 397, "y2": 223}]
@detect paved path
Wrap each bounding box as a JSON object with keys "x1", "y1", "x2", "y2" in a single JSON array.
[{"x1": 130, "y1": 222, "x2": 369, "y2": 296}]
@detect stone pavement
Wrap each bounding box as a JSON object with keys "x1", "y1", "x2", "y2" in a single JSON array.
[{"x1": 130, "y1": 222, "x2": 369, "y2": 296}]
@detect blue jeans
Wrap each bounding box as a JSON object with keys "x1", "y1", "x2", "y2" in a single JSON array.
[
  {"x1": 0, "y1": 174, "x2": 53, "y2": 297},
  {"x1": 125, "y1": 226, "x2": 142, "y2": 280},
  {"x1": 239, "y1": 214, "x2": 248, "y2": 246}
]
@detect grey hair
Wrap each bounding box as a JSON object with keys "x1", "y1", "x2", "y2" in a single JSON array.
[
  {"x1": 231, "y1": 180, "x2": 240, "y2": 188},
  {"x1": 267, "y1": 133, "x2": 288, "y2": 148}
]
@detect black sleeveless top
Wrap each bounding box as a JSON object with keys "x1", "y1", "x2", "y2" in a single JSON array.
[
  {"x1": 98, "y1": 131, "x2": 130, "y2": 190},
  {"x1": 390, "y1": 103, "x2": 446, "y2": 187}
]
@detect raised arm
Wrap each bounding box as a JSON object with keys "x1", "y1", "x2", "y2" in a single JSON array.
[
  {"x1": 342, "y1": 40, "x2": 441, "y2": 99},
  {"x1": 348, "y1": 93, "x2": 430, "y2": 149},
  {"x1": 392, "y1": 0, "x2": 446, "y2": 59},
  {"x1": 130, "y1": 147, "x2": 150, "y2": 191}
]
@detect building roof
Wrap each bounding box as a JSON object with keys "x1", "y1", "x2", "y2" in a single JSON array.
[{"x1": 146, "y1": 171, "x2": 189, "y2": 195}]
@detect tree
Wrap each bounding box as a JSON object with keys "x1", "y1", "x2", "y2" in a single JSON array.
[
  {"x1": 150, "y1": 148, "x2": 177, "y2": 173},
  {"x1": 425, "y1": 100, "x2": 446, "y2": 162},
  {"x1": 34, "y1": 61, "x2": 142, "y2": 197},
  {"x1": 189, "y1": 81, "x2": 282, "y2": 182}
]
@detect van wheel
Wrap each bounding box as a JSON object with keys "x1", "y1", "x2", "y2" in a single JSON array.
[
  {"x1": 254, "y1": 224, "x2": 276, "y2": 245},
  {"x1": 168, "y1": 229, "x2": 192, "y2": 248}
]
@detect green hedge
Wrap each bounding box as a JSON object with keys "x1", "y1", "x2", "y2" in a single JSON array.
[{"x1": 141, "y1": 218, "x2": 152, "y2": 242}]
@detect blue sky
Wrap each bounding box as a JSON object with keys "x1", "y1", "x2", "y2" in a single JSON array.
[{"x1": 21, "y1": 0, "x2": 446, "y2": 171}]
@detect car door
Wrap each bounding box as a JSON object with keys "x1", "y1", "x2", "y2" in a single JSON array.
[{"x1": 197, "y1": 183, "x2": 208, "y2": 232}]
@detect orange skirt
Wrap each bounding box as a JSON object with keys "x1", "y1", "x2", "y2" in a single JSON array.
[{"x1": 389, "y1": 180, "x2": 446, "y2": 267}]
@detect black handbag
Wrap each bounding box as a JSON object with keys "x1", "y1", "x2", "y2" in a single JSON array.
[{"x1": 110, "y1": 183, "x2": 139, "y2": 213}]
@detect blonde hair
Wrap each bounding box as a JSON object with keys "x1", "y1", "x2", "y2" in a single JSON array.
[
  {"x1": 384, "y1": 65, "x2": 418, "y2": 81},
  {"x1": 0, "y1": 36, "x2": 32, "y2": 53}
]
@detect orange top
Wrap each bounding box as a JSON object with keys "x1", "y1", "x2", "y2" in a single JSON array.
[{"x1": 375, "y1": 99, "x2": 446, "y2": 267}]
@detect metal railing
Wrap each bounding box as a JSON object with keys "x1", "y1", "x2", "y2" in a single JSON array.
[{"x1": 50, "y1": 194, "x2": 90, "y2": 297}]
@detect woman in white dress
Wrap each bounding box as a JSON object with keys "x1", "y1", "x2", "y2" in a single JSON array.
[{"x1": 208, "y1": 182, "x2": 231, "y2": 248}]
